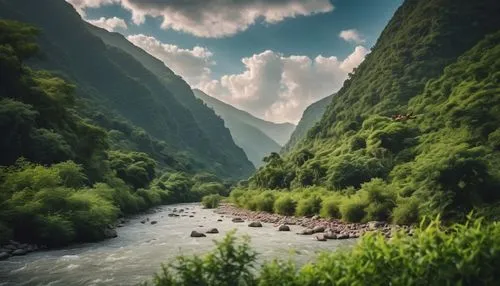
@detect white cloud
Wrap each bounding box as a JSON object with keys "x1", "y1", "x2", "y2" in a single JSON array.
[
  {"x1": 339, "y1": 29, "x2": 365, "y2": 44},
  {"x1": 126, "y1": 34, "x2": 214, "y2": 87},
  {"x1": 87, "y1": 16, "x2": 128, "y2": 32},
  {"x1": 67, "y1": 0, "x2": 334, "y2": 38},
  {"x1": 198, "y1": 46, "x2": 370, "y2": 123},
  {"x1": 66, "y1": 0, "x2": 120, "y2": 16}
]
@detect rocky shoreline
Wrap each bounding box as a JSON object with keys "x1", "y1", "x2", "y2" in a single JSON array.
[
  {"x1": 0, "y1": 240, "x2": 43, "y2": 261},
  {"x1": 214, "y1": 203, "x2": 414, "y2": 241}
]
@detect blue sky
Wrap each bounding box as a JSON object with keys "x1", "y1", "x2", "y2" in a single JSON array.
[{"x1": 69, "y1": 0, "x2": 402, "y2": 123}]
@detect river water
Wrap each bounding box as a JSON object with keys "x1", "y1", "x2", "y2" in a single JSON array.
[{"x1": 0, "y1": 203, "x2": 356, "y2": 286}]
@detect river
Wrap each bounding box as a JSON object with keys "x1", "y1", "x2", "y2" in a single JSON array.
[{"x1": 0, "y1": 203, "x2": 356, "y2": 286}]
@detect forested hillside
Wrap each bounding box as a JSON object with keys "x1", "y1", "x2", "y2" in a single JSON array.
[
  {"x1": 87, "y1": 25, "x2": 254, "y2": 175},
  {"x1": 240, "y1": 0, "x2": 500, "y2": 223},
  {"x1": 283, "y1": 94, "x2": 333, "y2": 152},
  {"x1": 193, "y1": 89, "x2": 282, "y2": 167},
  {"x1": 0, "y1": 0, "x2": 254, "y2": 179},
  {"x1": 0, "y1": 0, "x2": 255, "y2": 247}
]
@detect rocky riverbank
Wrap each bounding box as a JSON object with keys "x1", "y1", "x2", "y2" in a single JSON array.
[
  {"x1": 0, "y1": 240, "x2": 43, "y2": 260},
  {"x1": 215, "y1": 204, "x2": 413, "y2": 240}
]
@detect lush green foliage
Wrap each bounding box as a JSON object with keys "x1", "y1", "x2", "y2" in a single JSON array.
[
  {"x1": 149, "y1": 217, "x2": 500, "y2": 285},
  {"x1": 0, "y1": 19, "x2": 228, "y2": 246},
  {"x1": 201, "y1": 194, "x2": 222, "y2": 209},
  {"x1": 247, "y1": 0, "x2": 500, "y2": 223},
  {"x1": 149, "y1": 231, "x2": 257, "y2": 286},
  {"x1": 0, "y1": 0, "x2": 254, "y2": 180}
]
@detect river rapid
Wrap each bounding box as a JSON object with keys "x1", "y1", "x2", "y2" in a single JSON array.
[{"x1": 0, "y1": 203, "x2": 356, "y2": 286}]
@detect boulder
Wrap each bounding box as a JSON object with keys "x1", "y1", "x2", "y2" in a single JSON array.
[
  {"x1": 12, "y1": 249, "x2": 27, "y2": 256},
  {"x1": 190, "y1": 231, "x2": 206, "y2": 237},
  {"x1": 248, "y1": 221, "x2": 262, "y2": 227},
  {"x1": 337, "y1": 233, "x2": 349, "y2": 239},
  {"x1": 298, "y1": 228, "x2": 314, "y2": 235},
  {"x1": 140, "y1": 220, "x2": 146, "y2": 224},
  {"x1": 0, "y1": 248, "x2": 10, "y2": 254},
  {"x1": 217, "y1": 219, "x2": 223, "y2": 222},
  {"x1": 368, "y1": 221, "x2": 385, "y2": 230},
  {"x1": 324, "y1": 232, "x2": 337, "y2": 239},
  {"x1": 349, "y1": 233, "x2": 359, "y2": 239},
  {"x1": 278, "y1": 224, "x2": 290, "y2": 231},
  {"x1": 0, "y1": 252, "x2": 10, "y2": 260},
  {"x1": 313, "y1": 226, "x2": 325, "y2": 233},
  {"x1": 314, "y1": 234, "x2": 327, "y2": 241},
  {"x1": 189, "y1": 215, "x2": 194, "y2": 218},
  {"x1": 104, "y1": 227, "x2": 118, "y2": 238},
  {"x1": 232, "y1": 217, "x2": 244, "y2": 223},
  {"x1": 206, "y1": 228, "x2": 219, "y2": 234},
  {"x1": 150, "y1": 221, "x2": 158, "y2": 225}
]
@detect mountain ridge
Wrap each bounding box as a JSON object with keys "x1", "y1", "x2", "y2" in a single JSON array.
[{"x1": 192, "y1": 89, "x2": 282, "y2": 167}]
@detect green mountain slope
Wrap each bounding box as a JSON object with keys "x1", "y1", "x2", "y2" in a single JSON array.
[
  {"x1": 192, "y1": 89, "x2": 281, "y2": 167},
  {"x1": 192, "y1": 89, "x2": 295, "y2": 146},
  {"x1": 282, "y1": 94, "x2": 333, "y2": 152},
  {"x1": 0, "y1": 0, "x2": 253, "y2": 179},
  {"x1": 247, "y1": 0, "x2": 500, "y2": 222}
]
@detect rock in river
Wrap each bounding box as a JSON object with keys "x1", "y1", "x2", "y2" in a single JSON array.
[
  {"x1": 278, "y1": 225, "x2": 290, "y2": 231},
  {"x1": 104, "y1": 228, "x2": 118, "y2": 238},
  {"x1": 12, "y1": 249, "x2": 27, "y2": 256},
  {"x1": 313, "y1": 226, "x2": 325, "y2": 233},
  {"x1": 0, "y1": 252, "x2": 10, "y2": 260},
  {"x1": 150, "y1": 221, "x2": 157, "y2": 225},
  {"x1": 314, "y1": 234, "x2": 327, "y2": 241},
  {"x1": 298, "y1": 228, "x2": 314, "y2": 235},
  {"x1": 206, "y1": 228, "x2": 219, "y2": 234},
  {"x1": 232, "y1": 217, "x2": 244, "y2": 223},
  {"x1": 191, "y1": 231, "x2": 206, "y2": 237},
  {"x1": 248, "y1": 221, "x2": 262, "y2": 227}
]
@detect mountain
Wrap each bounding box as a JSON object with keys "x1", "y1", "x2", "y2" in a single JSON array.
[
  {"x1": 248, "y1": 0, "x2": 500, "y2": 222},
  {"x1": 191, "y1": 89, "x2": 295, "y2": 146},
  {"x1": 192, "y1": 89, "x2": 281, "y2": 167},
  {"x1": 282, "y1": 94, "x2": 333, "y2": 152},
  {"x1": 0, "y1": 0, "x2": 254, "y2": 179}
]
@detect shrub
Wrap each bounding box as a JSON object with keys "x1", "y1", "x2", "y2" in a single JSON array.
[
  {"x1": 295, "y1": 196, "x2": 322, "y2": 216},
  {"x1": 340, "y1": 197, "x2": 367, "y2": 222},
  {"x1": 150, "y1": 231, "x2": 257, "y2": 286},
  {"x1": 229, "y1": 189, "x2": 246, "y2": 206},
  {"x1": 201, "y1": 194, "x2": 222, "y2": 209},
  {"x1": 273, "y1": 195, "x2": 296, "y2": 216},
  {"x1": 320, "y1": 196, "x2": 342, "y2": 218},
  {"x1": 359, "y1": 179, "x2": 397, "y2": 221},
  {"x1": 149, "y1": 218, "x2": 500, "y2": 286},
  {"x1": 392, "y1": 197, "x2": 420, "y2": 225},
  {"x1": 255, "y1": 192, "x2": 275, "y2": 212}
]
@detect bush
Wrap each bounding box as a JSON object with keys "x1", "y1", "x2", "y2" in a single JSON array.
[
  {"x1": 273, "y1": 195, "x2": 296, "y2": 216},
  {"x1": 201, "y1": 194, "x2": 222, "y2": 209},
  {"x1": 359, "y1": 179, "x2": 397, "y2": 221},
  {"x1": 340, "y1": 197, "x2": 367, "y2": 222},
  {"x1": 150, "y1": 231, "x2": 257, "y2": 286},
  {"x1": 320, "y1": 196, "x2": 342, "y2": 218},
  {"x1": 295, "y1": 196, "x2": 322, "y2": 216},
  {"x1": 392, "y1": 197, "x2": 420, "y2": 225},
  {"x1": 255, "y1": 192, "x2": 275, "y2": 212},
  {"x1": 149, "y1": 218, "x2": 500, "y2": 286}
]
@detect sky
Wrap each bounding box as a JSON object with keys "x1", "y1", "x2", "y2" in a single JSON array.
[{"x1": 67, "y1": 0, "x2": 403, "y2": 124}]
